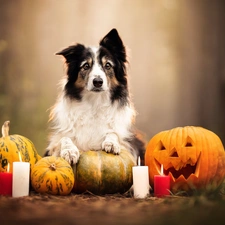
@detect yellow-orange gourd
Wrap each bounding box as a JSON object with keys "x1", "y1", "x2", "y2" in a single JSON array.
[{"x1": 0, "y1": 121, "x2": 41, "y2": 172}]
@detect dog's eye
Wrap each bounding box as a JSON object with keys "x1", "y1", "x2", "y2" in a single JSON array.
[
  {"x1": 104, "y1": 62, "x2": 112, "y2": 70},
  {"x1": 82, "y1": 63, "x2": 90, "y2": 70}
]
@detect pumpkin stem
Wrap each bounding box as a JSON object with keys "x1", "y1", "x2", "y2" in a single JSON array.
[
  {"x1": 49, "y1": 163, "x2": 56, "y2": 171},
  {"x1": 2, "y1": 121, "x2": 10, "y2": 138}
]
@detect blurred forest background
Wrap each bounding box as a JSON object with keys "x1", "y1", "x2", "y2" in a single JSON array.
[{"x1": 0, "y1": 0, "x2": 225, "y2": 156}]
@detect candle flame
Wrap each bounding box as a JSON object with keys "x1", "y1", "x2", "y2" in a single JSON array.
[
  {"x1": 18, "y1": 151, "x2": 22, "y2": 162},
  {"x1": 7, "y1": 163, "x2": 10, "y2": 172},
  {"x1": 160, "y1": 164, "x2": 164, "y2": 176},
  {"x1": 138, "y1": 156, "x2": 141, "y2": 166}
]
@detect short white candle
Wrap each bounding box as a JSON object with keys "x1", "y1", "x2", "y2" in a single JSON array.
[
  {"x1": 12, "y1": 152, "x2": 30, "y2": 197},
  {"x1": 132, "y1": 157, "x2": 150, "y2": 198}
]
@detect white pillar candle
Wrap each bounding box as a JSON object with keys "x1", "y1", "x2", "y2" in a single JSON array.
[
  {"x1": 132, "y1": 157, "x2": 150, "y2": 198},
  {"x1": 12, "y1": 161, "x2": 30, "y2": 197}
]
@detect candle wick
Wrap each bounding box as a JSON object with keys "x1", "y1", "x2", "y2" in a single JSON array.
[
  {"x1": 18, "y1": 152, "x2": 22, "y2": 162},
  {"x1": 7, "y1": 163, "x2": 10, "y2": 172},
  {"x1": 138, "y1": 156, "x2": 141, "y2": 166},
  {"x1": 161, "y1": 164, "x2": 164, "y2": 175}
]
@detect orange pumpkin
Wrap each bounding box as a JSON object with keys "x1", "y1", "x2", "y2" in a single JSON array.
[{"x1": 145, "y1": 126, "x2": 225, "y2": 194}]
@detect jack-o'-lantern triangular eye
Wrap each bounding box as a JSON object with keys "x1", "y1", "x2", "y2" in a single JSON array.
[
  {"x1": 185, "y1": 142, "x2": 192, "y2": 147},
  {"x1": 185, "y1": 136, "x2": 193, "y2": 147},
  {"x1": 156, "y1": 140, "x2": 166, "y2": 151}
]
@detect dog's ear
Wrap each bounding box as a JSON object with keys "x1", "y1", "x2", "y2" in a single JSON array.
[
  {"x1": 55, "y1": 44, "x2": 85, "y2": 63},
  {"x1": 100, "y1": 29, "x2": 126, "y2": 62}
]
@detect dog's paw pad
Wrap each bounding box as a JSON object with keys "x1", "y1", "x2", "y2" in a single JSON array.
[
  {"x1": 102, "y1": 140, "x2": 120, "y2": 154},
  {"x1": 60, "y1": 137, "x2": 80, "y2": 165},
  {"x1": 60, "y1": 150, "x2": 79, "y2": 165},
  {"x1": 102, "y1": 141, "x2": 113, "y2": 153}
]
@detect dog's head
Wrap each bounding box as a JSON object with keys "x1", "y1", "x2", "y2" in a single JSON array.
[{"x1": 56, "y1": 29, "x2": 128, "y2": 103}]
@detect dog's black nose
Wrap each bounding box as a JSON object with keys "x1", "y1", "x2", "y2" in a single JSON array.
[{"x1": 93, "y1": 78, "x2": 103, "y2": 88}]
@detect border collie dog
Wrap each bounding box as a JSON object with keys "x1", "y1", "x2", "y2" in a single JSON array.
[{"x1": 46, "y1": 29, "x2": 145, "y2": 165}]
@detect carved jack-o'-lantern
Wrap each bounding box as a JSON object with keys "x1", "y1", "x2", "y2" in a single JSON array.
[{"x1": 145, "y1": 126, "x2": 225, "y2": 194}]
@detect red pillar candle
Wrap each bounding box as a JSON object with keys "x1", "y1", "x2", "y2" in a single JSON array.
[
  {"x1": 154, "y1": 165, "x2": 170, "y2": 197},
  {"x1": 0, "y1": 164, "x2": 12, "y2": 196}
]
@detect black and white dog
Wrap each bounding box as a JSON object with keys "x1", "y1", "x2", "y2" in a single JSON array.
[{"x1": 45, "y1": 29, "x2": 145, "y2": 165}]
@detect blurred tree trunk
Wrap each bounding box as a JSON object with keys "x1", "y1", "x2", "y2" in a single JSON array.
[
  {"x1": 0, "y1": 0, "x2": 49, "y2": 153},
  {"x1": 177, "y1": 0, "x2": 225, "y2": 142}
]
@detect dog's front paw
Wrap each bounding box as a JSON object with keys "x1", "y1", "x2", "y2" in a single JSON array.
[
  {"x1": 60, "y1": 137, "x2": 80, "y2": 165},
  {"x1": 102, "y1": 140, "x2": 120, "y2": 154}
]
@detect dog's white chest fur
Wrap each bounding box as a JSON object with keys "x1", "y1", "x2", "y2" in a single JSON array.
[{"x1": 49, "y1": 90, "x2": 134, "y2": 153}]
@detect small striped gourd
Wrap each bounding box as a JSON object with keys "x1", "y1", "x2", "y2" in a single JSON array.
[
  {"x1": 31, "y1": 156, "x2": 74, "y2": 195},
  {"x1": 73, "y1": 150, "x2": 136, "y2": 195},
  {"x1": 0, "y1": 121, "x2": 41, "y2": 172}
]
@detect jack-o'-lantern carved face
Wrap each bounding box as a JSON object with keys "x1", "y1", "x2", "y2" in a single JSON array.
[{"x1": 145, "y1": 126, "x2": 225, "y2": 194}]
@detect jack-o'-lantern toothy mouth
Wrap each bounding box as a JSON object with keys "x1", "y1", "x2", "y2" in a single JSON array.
[{"x1": 155, "y1": 152, "x2": 201, "y2": 180}]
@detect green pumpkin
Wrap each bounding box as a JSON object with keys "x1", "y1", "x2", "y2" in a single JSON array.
[{"x1": 73, "y1": 150, "x2": 136, "y2": 195}]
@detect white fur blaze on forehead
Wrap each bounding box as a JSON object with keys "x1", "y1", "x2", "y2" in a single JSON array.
[
  {"x1": 86, "y1": 46, "x2": 109, "y2": 91},
  {"x1": 90, "y1": 46, "x2": 114, "y2": 66},
  {"x1": 89, "y1": 46, "x2": 99, "y2": 60},
  {"x1": 90, "y1": 47, "x2": 104, "y2": 76}
]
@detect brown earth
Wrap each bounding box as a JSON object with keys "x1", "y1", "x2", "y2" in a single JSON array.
[{"x1": 0, "y1": 191, "x2": 225, "y2": 225}]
